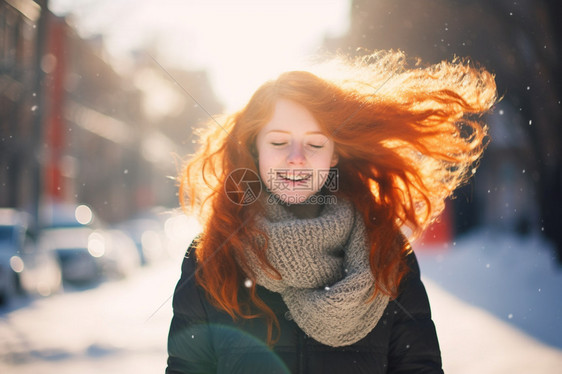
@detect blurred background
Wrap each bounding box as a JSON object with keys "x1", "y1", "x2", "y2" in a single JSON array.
[{"x1": 1, "y1": 0, "x2": 561, "y2": 373}]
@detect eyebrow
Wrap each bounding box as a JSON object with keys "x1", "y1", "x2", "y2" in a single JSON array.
[{"x1": 265, "y1": 130, "x2": 327, "y2": 135}]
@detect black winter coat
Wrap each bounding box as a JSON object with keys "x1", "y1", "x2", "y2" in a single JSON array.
[{"x1": 166, "y1": 242, "x2": 443, "y2": 374}]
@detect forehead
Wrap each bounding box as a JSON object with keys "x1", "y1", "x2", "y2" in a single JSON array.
[{"x1": 260, "y1": 99, "x2": 322, "y2": 134}]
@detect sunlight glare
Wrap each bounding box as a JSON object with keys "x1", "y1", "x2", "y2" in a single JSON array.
[
  {"x1": 49, "y1": 0, "x2": 351, "y2": 111},
  {"x1": 75, "y1": 204, "x2": 93, "y2": 225}
]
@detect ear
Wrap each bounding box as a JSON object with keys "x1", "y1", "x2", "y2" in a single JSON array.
[{"x1": 330, "y1": 152, "x2": 339, "y2": 167}]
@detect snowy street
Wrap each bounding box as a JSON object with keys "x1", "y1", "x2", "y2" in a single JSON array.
[
  {"x1": 2, "y1": 1, "x2": 560, "y2": 373},
  {"x1": 1, "y1": 231, "x2": 562, "y2": 373},
  {"x1": 0, "y1": 259, "x2": 180, "y2": 374}
]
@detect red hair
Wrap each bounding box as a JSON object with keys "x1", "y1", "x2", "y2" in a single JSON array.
[{"x1": 179, "y1": 50, "x2": 497, "y2": 345}]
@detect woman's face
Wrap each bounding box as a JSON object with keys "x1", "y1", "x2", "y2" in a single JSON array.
[{"x1": 256, "y1": 99, "x2": 338, "y2": 204}]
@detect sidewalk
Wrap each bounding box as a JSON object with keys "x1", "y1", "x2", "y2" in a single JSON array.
[{"x1": 424, "y1": 278, "x2": 562, "y2": 373}]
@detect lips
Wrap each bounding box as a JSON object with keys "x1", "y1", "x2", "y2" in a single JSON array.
[{"x1": 277, "y1": 171, "x2": 312, "y2": 182}]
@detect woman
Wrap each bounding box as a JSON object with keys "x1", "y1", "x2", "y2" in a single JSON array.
[{"x1": 166, "y1": 51, "x2": 497, "y2": 373}]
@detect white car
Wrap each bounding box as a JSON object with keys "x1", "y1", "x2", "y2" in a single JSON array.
[
  {"x1": 39, "y1": 203, "x2": 141, "y2": 284},
  {"x1": 39, "y1": 227, "x2": 104, "y2": 283},
  {"x1": 116, "y1": 217, "x2": 168, "y2": 266},
  {"x1": 0, "y1": 209, "x2": 62, "y2": 305}
]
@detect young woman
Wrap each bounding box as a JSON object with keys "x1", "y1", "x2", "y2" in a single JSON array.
[{"x1": 166, "y1": 50, "x2": 497, "y2": 373}]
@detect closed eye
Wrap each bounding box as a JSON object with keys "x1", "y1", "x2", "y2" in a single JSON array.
[
  {"x1": 308, "y1": 144, "x2": 324, "y2": 149},
  {"x1": 271, "y1": 142, "x2": 287, "y2": 147}
]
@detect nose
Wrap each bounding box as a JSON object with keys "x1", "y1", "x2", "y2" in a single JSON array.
[{"x1": 287, "y1": 143, "x2": 305, "y2": 166}]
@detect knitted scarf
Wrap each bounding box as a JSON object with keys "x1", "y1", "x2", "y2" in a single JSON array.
[{"x1": 245, "y1": 197, "x2": 389, "y2": 347}]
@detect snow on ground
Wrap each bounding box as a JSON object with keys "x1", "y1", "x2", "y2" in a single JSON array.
[
  {"x1": 0, "y1": 259, "x2": 180, "y2": 374},
  {"x1": 425, "y1": 279, "x2": 562, "y2": 373},
  {"x1": 0, "y1": 229, "x2": 560, "y2": 373},
  {"x1": 416, "y1": 229, "x2": 562, "y2": 373},
  {"x1": 416, "y1": 230, "x2": 562, "y2": 349}
]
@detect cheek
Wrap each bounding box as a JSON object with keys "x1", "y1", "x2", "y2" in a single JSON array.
[{"x1": 316, "y1": 147, "x2": 337, "y2": 169}]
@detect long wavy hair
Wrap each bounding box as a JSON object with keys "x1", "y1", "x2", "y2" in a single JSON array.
[{"x1": 179, "y1": 50, "x2": 497, "y2": 345}]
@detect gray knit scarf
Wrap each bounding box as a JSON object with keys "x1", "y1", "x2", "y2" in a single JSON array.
[{"x1": 245, "y1": 197, "x2": 390, "y2": 347}]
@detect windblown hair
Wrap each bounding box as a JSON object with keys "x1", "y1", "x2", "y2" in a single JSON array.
[{"x1": 179, "y1": 50, "x2": 497, "y2": 344}]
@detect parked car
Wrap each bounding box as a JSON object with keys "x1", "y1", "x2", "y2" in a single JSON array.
[
  {"x1": 39, "y1": 203, "x2": 141, "y2": 284},
  {"x1": 39, "y1": 226, "x2": 104, "y2": 283},
  {"x1": 0, "y1": 208, "x2": 62, "y2": 305},
  {"x1": 102, "y1": 229, "x2": 142, "y2": 278},
  {"x1": 116, "y1": 217, "x2": 167, "y2": 266}
]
